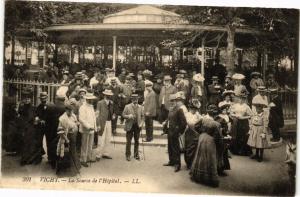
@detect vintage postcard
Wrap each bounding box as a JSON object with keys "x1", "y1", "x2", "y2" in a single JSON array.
[{"x1": 0, "y1": 0, "x2": 298, "y2": 196}]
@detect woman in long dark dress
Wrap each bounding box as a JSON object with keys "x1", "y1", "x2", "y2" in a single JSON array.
[
  {"x1": 184, "y1": 99, "x2": 202, "y2": 169},
  {"x1": 20, "y1": 87, "x2": 44, "y2": 165},
  {"x1": 190, "y1": 106, "x2": 223, "y2": 188},
  {"x1": 56, "y1": 102, "x2": 81, "y2": 177},
  {"x1": 229, "y1": 90, "x2": 253, "y2": 156}
]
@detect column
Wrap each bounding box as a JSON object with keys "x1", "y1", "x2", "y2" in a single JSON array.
[
  {"x1": 43, "y1": 38, "x2": 47, "y2": 67},
  {"x1": 201, "y1": 38, "x2": 205, "y2": 77},
  {"x1": 112, "y1": 36, "x2": 117, "y2": 70}
]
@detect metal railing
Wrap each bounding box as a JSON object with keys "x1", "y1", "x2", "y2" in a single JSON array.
[
  {"x1": 3, "y1": 79, "x2": 60, "y2": 106},
  {"x1": 2, "y1": 79, "x2": 298, "y2": 119}
]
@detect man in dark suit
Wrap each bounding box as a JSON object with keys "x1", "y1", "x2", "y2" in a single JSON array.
[
  {"x1": 163, "y1": 92, "x2": 187, "y2": 172},
  {"x1": 143, "y1": 80, "x2": 157, "y2": 142},
  {"x1": 207, "y1": 76, "x2": 223, "y2": 105},
  {"x1": 269, "y1": 88, "x2": 284, "y2": 142},
  {"x1": 122, "y1": 94, "x2": 144, "y2": 161},
  {"x1": 95, "y1": 89, "x2": 115, "y2": 161}
]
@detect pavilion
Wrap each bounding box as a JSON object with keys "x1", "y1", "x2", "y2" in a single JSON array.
[{"x1": 44, "y1": 5, "x2": 264, "y2": 76}]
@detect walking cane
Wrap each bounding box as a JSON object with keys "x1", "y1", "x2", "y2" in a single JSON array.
[{"x1": 139, "y1": 121, "x2": 146, "y2": 161}]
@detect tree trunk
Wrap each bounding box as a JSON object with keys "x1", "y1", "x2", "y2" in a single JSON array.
[
  {"x1": 11, "y1": 34, "x2": 15, "y2": 65},
  {"x1": 226, "y1": 25, "x2": 236, "y2": 74}
]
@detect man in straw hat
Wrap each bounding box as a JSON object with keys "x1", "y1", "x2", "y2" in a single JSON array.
[
  {"x1": 95, "y1": 89, "x2": 115, "y2": 161},
  {"x1": 122, "y1": 94, "x2": 144, "y2": 161},
  {"x1": 143, "y1": 80, "x2": 157, "y2": 142},
  {"x1": 159, "y1": 75, "x2": 177, "y2": 123},
  {"x1": 268, "y1": 88, "x2": 284, "y2": 142},
  {"x1": 163, "y1": 92, "x2": 187, "y2": 172},
  {"x1": 78, "y1": 92, "x2": 97, "y2": 167}
]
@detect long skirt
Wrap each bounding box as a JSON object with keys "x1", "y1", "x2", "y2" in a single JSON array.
[
  {"x1": 20, "y1": 125, "x2": 44, "y2": 165},
  {"x1": 230, "y1": 118, "x2": 252, "y2": 156},
  {"x1": 56, "y1": 132, "x2": 81, "y2": 177},
  {"x1": 5, "y1": 121, "x2": 23, "y2": 154},
  {"x1": 184, "y1": 128, "x2": 199, "y2": 169},
  {"x1": 190, "y1": 133, "x2": 219, "y2": 187}
]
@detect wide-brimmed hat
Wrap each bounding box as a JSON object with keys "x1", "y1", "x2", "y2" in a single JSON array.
[
  {"x1": 232, "y1": 73, "x2": 245, "y2": 80},
  {"x1": 175, "y1": 91, "x2": 186, "y2": 100},
  {"x1": 222, "y1": 90, "x2": 234, "y2": 97},
  {"x1": 257, "y1": 86, "x2": 268, "y2": 92},
  {"x1": 164, "y1": 75, "x2": 172, "y2": 81},
  {"x1": 193, "y1": 73, "x2": 205, "y2": 82},
  {"x1": 78, "y1": 88, "x2": 87, "y2": 94},
  {"x1": 145, "y1": 80, "x2": 153, "y2": 87},
  {"x1": 218, "y1": 102, "x2": 231, "y2": 110},
  {"x1": 102, "y1": 89, "x2": 114, "y2": 96},
  {"x1": 252, "y1": 97, "x2": 268, "y2": 107},
  {"x1": 251, "y1": 71, "x2": 261, "y2": 77},
  {"x1": 143, "y1": 69, "x2": 153, "y2": 76},
  {"x1": 84, "y1": 93, "x2": 97, "y2": 100},
  {"x1": 39, "y1": 91, "x2": 48, "y2": 99},
  {"x1": 189, "y1": 99, "x2": 201, "y2": 109}
]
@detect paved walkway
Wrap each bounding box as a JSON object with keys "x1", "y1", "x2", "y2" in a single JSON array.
[{"x1": 1, "y1": 142, "x2": 293, "y2": 196}]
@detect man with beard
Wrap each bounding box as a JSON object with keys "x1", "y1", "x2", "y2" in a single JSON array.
[
  {"x1": 143, "y1": 80, "x2": 157, "y2": 142},
  {"x1": 35, "y1": 92, "x2": 54, "y2": 167},
  {"x1": 159, "y1": 75, "x2": 177, "y2": 123}
]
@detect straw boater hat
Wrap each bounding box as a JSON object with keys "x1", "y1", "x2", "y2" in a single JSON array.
[
  {"x1": 145, "y1": 80, "x2": 153, "y2": 87},
  {"x1": 84, "y1": 93, "x2": 97, "y2": 100},
  {"x1": 251, "y1": 71, "x2": 261, "y2": 77},
  {"x1": 39, "y1": 91, "x2": 48, "y2": 99},
  {"x1": 78, "y1": 88, "x2": 87, "y2": 94},
  {"x1": 131, "y1": 94, "x2": 139, "y2": 99},
  {"x1": 164, "y1": 75, "x2": 172, "y2": 81},
  {"x1": 222, "y1": 90, "x2": 235, "y2": 97},
  {"x1": 193, "y1": 73, "x2": 205, "y2": 82},
  {"x1": 102, "y1": 89, "x2": 114, "y2": 96},
  {"x1": 232, "y1": 73, "x2": 245, "y2": 80},
  {"x1": 175, "y1": 91, "x2": 186, "y2": 100}
]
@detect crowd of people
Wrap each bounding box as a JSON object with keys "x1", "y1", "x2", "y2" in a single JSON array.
[{"x1": 2, "y1": 65, "x2": 286, "y2": 187}]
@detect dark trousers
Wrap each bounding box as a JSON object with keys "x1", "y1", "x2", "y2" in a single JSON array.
[
  {"x1": 168, "y1": 133, "x2": 181, "y2": 166},
  {"x1": 37, "y1": 126, "x2": 57, "y2": 163},
  {"x1": 145, "y1": 116, "x2": 153, "y2": 141},
  {"x1": 159, "y1": 105, "x2": 169, "y2": 123},
  {"x1": 270, "y1": 126, "x2": 281, "y2": 140},
  {"x1": 125, "y1": 123, "x2": 140, "y2": 157},
  {"x1": 111, "y1": 116, "x2": 117, "y2": 133}
]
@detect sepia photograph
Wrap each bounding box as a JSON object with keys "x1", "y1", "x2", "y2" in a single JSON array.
[{"x1": 0, "y1": 0, "x2": 298, "y2": 196}]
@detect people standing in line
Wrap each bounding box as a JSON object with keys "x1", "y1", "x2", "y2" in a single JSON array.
[
  {"x1": 79, "y1": 93, "x2": 97, "y2": 167},
  {"x1": 20, "y1": 87, "x2": 44, "y2": 166},
  {"x1": 268, "y1": 88, "x2": 284, "y2": 142},
  {"x1": 190, "y1": 109, "x2": 221, "y2": 187},
  {"x1": 229, "y1": 89, "x2": 253, "y2": 156},
  {"x1": 95, "y1": 89, "x2": 115, "y2": 161},
  {"x1": 143, "y1": 80, "x2": 157, "y2": 142},
  {"x1": 159, "y1": 75, "x2": 177, "y2": 123},
  {"x1": 247, "y1": 98, "x2": 269, "y2": 162},
  {"x1": 56, "y1": 102, "x2": 81, "y2": 177},
  {"x1": 163, "y1": 92, "x2": 187, "y2": 172},
  {"x1": 35, "y1": 92, "x2": 54, "y2": 167},
  {"x1": 122, "y1": 94, "x2": 144, "y2": 161}
]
